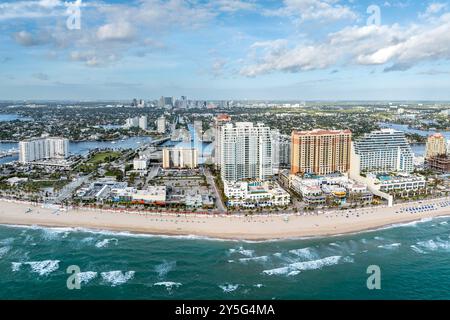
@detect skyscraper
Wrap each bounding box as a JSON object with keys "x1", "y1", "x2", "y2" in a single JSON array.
[
  {"x1": 291, "y1": 129, "x2": 352, "y2": 176},
  {"x1": 157, "y1": 116, "x2": 166, "y2": 134},
  {"x1": 139, "y1": 116, "x2": 148, "y2": 131},
  {"x1": 220, "y1": 122, "x2": 272, "y2": 182},
  {"x1": 271, "y1": 129, "x2": 280, "y2": 175},
  {"x1": 163, "y1": 148, "x2": 198, "y2": 169},
  {"x1": 213, "y1": 114, "x2": 231, "y2": 168},
  {"x1": 353, "y1": 129, "x2": 413, "y2": 174},
  {"x1": 425, "y1": 133, "x2": 447, "y2": 159},
  {"x1": 19, "y1": 137, "x2": 69, "y2": 163}
]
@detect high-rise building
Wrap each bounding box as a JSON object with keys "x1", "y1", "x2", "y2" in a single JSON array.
[
  {"x1": 271, "y1": 129, "x2": 280, "y2": 175},
  {"x1": 425, "y1": 133, "x2": 447, "y2": 159},
  {"x1": 163, "y1": 148, "x2": 198, "y2": 169},
  {"x1": 139, "y1": 116, "x2": 148, "y2": 131},
  {"x1": 353, "y1": 129, "x2": 413, "y2": 174},
  {"x1": 213, "y1": 114, "x2": 231, "y2": 167},
  {"x1": 19, "y1": 137, "x2": 69, "y2": 163},
  {"x1": 291, "y1": 129, "x2": 352, "y2": 176},
  {"x1": 279, "y1": 135, "x2": 291, "y2": 167},
  {"x1": 220, "y1": 122, "x2": 272, "y2": 182},
  {"x1": 157, "y1": 116, "x2": 166, "y2": 134},
  {"x1": 125, "y1": 117, "x2": 139, "y2": 128}
]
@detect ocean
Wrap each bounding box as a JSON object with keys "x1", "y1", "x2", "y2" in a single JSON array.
[{"x1": 1, "y1": 217, "x2": 450, "y2": 300}]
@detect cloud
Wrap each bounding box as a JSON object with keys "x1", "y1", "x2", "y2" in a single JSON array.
[
  {"x1": 32, "y1": 72, "x2": 50, "y2": 80},
  {"x1": 214, "y1": 0, "x2": 257, "y2": 12},
  {"x1": 240, "y1": 12, "x2": 450, "y2": 76},
  {"x1": 0, "y1": 0, "x2": 65, "y2": 20},
  {"x1": 96, "y1": 21, "x2": 135, "y2": 42},
  {"x1": 13, "y1": 31, "x2": 49, "y2": 46},
  {"x1": 263, "y1": 0, "x2": 358, "y2": 23}
]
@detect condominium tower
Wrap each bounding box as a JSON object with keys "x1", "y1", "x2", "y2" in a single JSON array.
[
  {"x1": 220, "y1": 122, "x2": 272, "y2": 182},
  {"x1": 353, "y1": 129, "x2": 414, "y2": 174},
  {"x1": 290, "y1": 129, "x2": 352, "y2": 176},
  {"x1": 162, "y1": 148, "x2": 198, "y2": 169},
  {"x1": 213, "y1": 114, "x2": 231, "y2": 167},
  {"x1": 19, "y1": 137, "x2": 69, "y2": 163},
  {"x1": 425, "y1": 133, "x2": 447, "y2": 159}
]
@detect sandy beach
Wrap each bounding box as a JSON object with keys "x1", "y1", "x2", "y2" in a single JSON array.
[{"x1": 0, "y1": 198, "x2": 449, "y2": 240}]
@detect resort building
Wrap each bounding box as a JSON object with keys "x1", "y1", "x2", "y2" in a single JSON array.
[
  {"x1": 220, "y1": 122, "x2": 272, "y2": 182},
  {"x1": 366, "y1": 173, "x2": 426, "y2": 194},
  {"x1": 425, "y1": 133, "x2": 447, "y2": 159},
  {"x1": 19, "y1": 137, "x2": 69, "y2": 164},
  {"x1": 224, "y1": 180, "x2": 290, "y2": 208},
  {"x1": 290, "y1": 129, "x2": 352, "y2": 176},
  {"x1": 162, "y1": 147, "x2": 198, "y2": 169},
  {"x1": 353, "y1": 129, "x2": 414, "y2": 174},
  {"x1": 289, "y1": 173, "x2": 372, "y2": 206}
]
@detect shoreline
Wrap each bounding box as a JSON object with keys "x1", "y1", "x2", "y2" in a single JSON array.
[{"x1": 0, "y1": 198, "x2": 449, "y2": 241}]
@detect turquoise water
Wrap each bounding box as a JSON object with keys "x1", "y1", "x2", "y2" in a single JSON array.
[{"x1": 1, "y1": 217, "x2": 450, "y2": 300}]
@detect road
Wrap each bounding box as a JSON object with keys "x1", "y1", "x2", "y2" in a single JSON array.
[
  {"x1": 51, "y1": 174, "x2": 92, "y2": 204},
  {"x1": 204, "y1": 167, "x2": 226, "y2": 213}
]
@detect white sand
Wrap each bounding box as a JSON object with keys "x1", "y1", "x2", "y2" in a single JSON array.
[{"x1": 0, "y1": 198, "x2": 449, "y2": 240}]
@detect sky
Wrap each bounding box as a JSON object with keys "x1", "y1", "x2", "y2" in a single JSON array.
[{"x1": 1, "y1": 0, "x2": 450, "y2": 101}]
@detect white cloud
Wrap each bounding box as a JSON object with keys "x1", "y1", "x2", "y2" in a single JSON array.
[
  {"x1": 97, "y1": 22, "x2": 135, "y2": 42},
  {"x1": 263, "y1": 0, "x2": 358, "y2": 23},
  {"x1": 240, "y1": 13, "x2": 450, "y2": 76}
]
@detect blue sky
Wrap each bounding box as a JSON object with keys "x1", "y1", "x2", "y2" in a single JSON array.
[{"x1": 1, "y1": 0, "x2": 450, "y2": 100}]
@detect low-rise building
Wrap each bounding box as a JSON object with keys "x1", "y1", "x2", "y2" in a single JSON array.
[
  {"x1": 367, "y1": 173, "x2": 427, "y2": 193},
  {"x1": 224, "y1": 180, "x2": 290, "y2": 208},
  {"x1": 133, "y1": 158, "x2": 149, "y2": 170}
]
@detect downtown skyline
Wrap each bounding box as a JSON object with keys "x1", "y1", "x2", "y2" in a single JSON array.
[{"x1": 1, "y1": 0, "x2": 450, "y2": 101}]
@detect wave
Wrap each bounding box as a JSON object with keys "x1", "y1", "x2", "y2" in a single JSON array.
[
  {"x1": 415, "y1": 238, "x2": 450, "y2": 252},
  {"x1": 239, "y1": 256, "x2": 268, "y2": 263},
  {"x1": 0, "y1": 237, "x2": 15, "y2": 246},
  {"x1": 101, "y1": 271, "x2": 135, "y2": 287},
  {"x1": 78, "y1": 271, "x2": 98, "y2": 285},
  {"x1": 0, "y1": 246, "x2": 11, "y2": 258},
  {"x1": 154, "y1": 282, "x2": 182, "y2": 290},
  {"x1": 155, "y1": 260, "x2": 176, "y2": 278},
  {"x1": 12, "y1": 260, "x2": 60, "y2": 276},
  {"x1": 11, "y1": 262, "x2": 21, "y2": 272},
  {"x1": 289, "y1": 247, "x2": 317, "y2": 260},
  {"x1": 229, "y1": 246, "x2": 254, "y2": 257},
  {"x1": 94, "y1": 238, "x2": 118, "y2": 248},
  {"x1": 219, "y1": 284, "x2": 239, "y2": 293},
  {"x1": 263, "y1": 255, "x2": 347, "y2": 276},
  {"x1": 377, "y1": 243, "x2": 402, "y2": 250},
  {"x1": 410, "y1": 245, "x2": 426, "y2": 254}
]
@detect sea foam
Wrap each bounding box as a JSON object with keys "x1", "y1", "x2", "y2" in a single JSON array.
[
  {"x1": 13, "y1": 260, "x2": 61, "y2": 276},
  {"x1": 263, "y1": 255, "x2": 345, "y2": 276},
  {"x1": 101, "y1": 271, "x2": 135, "y2": 287},
  {"x1": 77, "y1": 271, "x2": 98, "y2": 284},
  {"x1": 219, "y1": 284, "x2": 239, "y2": 293}
]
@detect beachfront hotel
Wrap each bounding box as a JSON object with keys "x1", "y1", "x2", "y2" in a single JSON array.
[
  {"x1": 353, "y1": 129, "x2": 414, "y2": 174},
  {"x1": 290, "y1": 129, "x2": 352, "y2": 176},
  {"x1": 19, "y1": 137, "x2": 69, "y2": 164},
  {"x1": 425, "y1": 133, "x2": 447, "y2": 159},
  {"x1": 162, "y1": 147, "x2": 198, "y2": 169},
  {"x1": 220, "y1": 122, "x2": 272, "y2": 182}
]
